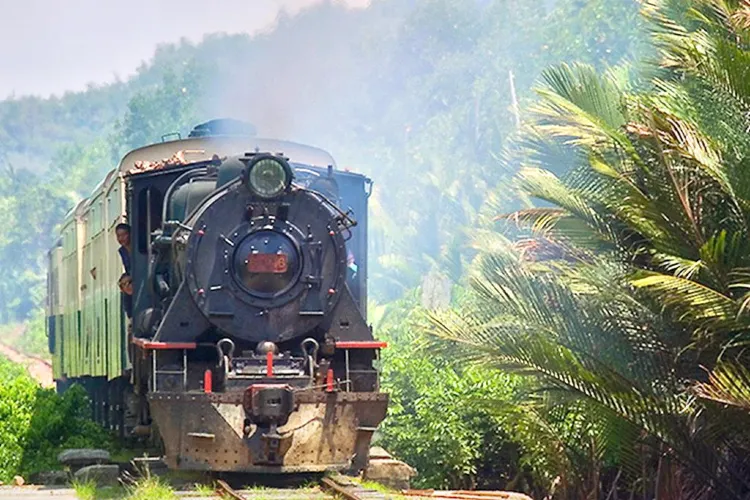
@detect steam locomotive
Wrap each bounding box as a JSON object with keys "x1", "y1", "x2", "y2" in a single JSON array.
[{"x1": 46, "y1": 119, "x2": 388, "y2": 473}]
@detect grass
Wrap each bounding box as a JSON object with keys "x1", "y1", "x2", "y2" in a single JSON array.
[
  {"x1": 72, "y1": 480, "x2": 98, "y2": 500},
  {"x1": 73, "y1": 475, "x2": 403, "y2": 500},
  {"x1": 353, "y1": 478, "x2": 408, "y2": 500},
  {"x1": 73, "y1": 479, "x2": 123, "y2": 499},
  {"x1": 73, "y1": 476, "x2": 179, "y2": 500},
  {"x1": 0, "y1": 317, "x2": 50, "y2": 360},
  {"x1": 124, "y1": 476, "x2": 177, "y2": 500},
  {"x1": 192, "y1": 482, "x2": 216, "y2": 496}
]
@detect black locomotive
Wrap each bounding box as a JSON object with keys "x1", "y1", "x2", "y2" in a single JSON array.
[{"x1": 48, "y1": 120, "x2": 388, "y2": 473}]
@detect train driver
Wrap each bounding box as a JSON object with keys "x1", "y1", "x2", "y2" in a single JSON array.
[{"x1": 115, "y1": 223, "x2": 131, "y2": 274}]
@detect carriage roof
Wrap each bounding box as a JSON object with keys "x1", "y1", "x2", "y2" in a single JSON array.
[{"x1": 58, "y1": 135, "x2": 341, "y2": 238}]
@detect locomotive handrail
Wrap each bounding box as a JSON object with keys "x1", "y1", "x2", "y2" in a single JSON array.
[
  {"x1": 162, "y1": 220, "x2": 193, "y2": 232},
  {"x1": 335, "y1": 341, "x2": 388, "y2": 349},
  {"x1": 298, "y1": 187, "x2": 358, "y2": 231},
  {"x1": 161, "y1": 166, "x2": 209, "y2": 229}
]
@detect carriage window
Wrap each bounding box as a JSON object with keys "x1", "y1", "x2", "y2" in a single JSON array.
[
  {"x1": 97, "y1": 201, "x2": 104, "y2": 233},
  {"x1": 64, "y1": 229, "x2": 71, "y2": 255},
  {"x1": 51, "y1": 267, "x2": 59, "y2": 308},
  {"x1": 88, "y1": 206, "x2": 96, "y2": 237},
  {"x1": 108, "y1": 186, "x2": 121, "y2": 226},
  {"x1": 137, "y1": 188, "x2": 163, "y2": 254},
  {"x1": 90, "y1": 203, "x2": 101, "y2": 236}
]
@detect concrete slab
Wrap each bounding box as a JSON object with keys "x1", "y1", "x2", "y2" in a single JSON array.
[{"x1": 0, "y1": 486, "x2": 78, "y2": 499}]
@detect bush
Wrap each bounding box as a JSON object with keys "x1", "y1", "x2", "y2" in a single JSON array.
[
  {"x1": 18, "y1": 384, "x2": 112, "y2": 478},
  {"x1": 0, "y1": 358, "x2": 38, "y2": 481},
  {"x1": 380, "y1": 350, "x2": 528, "y2": 489},
  {"x1": 0, "y1": 357, "x2": 111, "y2": 481},
  {"x1": 373, "y1": 293, "x2": 534, "y2": 490}
]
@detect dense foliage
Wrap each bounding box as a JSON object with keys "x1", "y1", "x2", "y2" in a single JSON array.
[
  {"x1": 426, "y1": 0, "x2": 750, "y2": 497},
  {"x1": 0, "y1": 357, "x2": 110, "y2": 482}
]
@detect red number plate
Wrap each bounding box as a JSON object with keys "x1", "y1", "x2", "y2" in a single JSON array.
[{"x1": 247, "y1": 253, "x2": 288, "y2": 273}]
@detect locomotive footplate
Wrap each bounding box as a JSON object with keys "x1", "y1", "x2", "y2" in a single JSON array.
[{"x1": 148, "y1": 390, "x2": 388, "y2": 473}]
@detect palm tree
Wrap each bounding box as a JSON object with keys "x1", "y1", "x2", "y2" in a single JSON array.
[
  {"x1": 426, "y1": 0, "x2": 750, "y2": 497},
  {"x1": 427, "y1": 232, "x2": 744, "y2": 497}
]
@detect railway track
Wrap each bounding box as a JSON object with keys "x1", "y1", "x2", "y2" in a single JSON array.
[
  {"x1": 215, "y1": 474, "x2": 394, "y2": 500},
  {"x1": 0, "y1": 475, "x2": 532, "y2": 500},
  {"x1": 213, "y1": 477, "x2": 533, "y2": 500}
]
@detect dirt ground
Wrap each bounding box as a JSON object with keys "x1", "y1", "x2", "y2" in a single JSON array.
[{"x1": 0, "y1": 340, "x2": 54, "y2": 387}]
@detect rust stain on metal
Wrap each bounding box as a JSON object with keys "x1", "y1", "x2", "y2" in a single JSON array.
[{"x1": 149, "y1": 391, "x2": 387, "y2": 472}]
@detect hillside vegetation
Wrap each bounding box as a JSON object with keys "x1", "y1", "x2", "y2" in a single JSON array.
[
  {"x1": 418, "y1": 0, "x2": 750, "y2": 497},
  {"x1": 15, "y1": 0, "x2": 741, "y2": 497}
]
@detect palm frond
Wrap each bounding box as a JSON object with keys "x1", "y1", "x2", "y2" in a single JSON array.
[
  {"x1": 694, "y1": 361, "x2": 750, "y2": 411},
  {"x1": 514, "y1": 167, "x2": 620, "y2": 242},
  {"x1": 630, "y1": 271, "x2": 749, "y2": 336},
  {"x1": 539, "y1": 63, "x2": 629, "y2": 132},
  {"x1": 652, "y1": 252, "x2": 705, "y2": 280}
]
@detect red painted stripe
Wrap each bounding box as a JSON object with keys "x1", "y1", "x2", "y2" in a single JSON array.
[
  {"x1": 326, "y1": 368, "x2": 334, "y2": 393},
  {"x1": 132, "y1": 338, "x2": 197, "y2": 350},
  {"x1": 334, "y1": 341, "x2": 388, "y2": 349},
  {"x1": 266, "y1": 351, "x2": 274, "y2": 377},
  {"x1": 203, "y1": 369, "x2": 212, "y2": 393}
]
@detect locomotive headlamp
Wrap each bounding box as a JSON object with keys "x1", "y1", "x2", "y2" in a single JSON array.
[{"x1": 244, "y1": 155, "x2": 293, "y2": 199}]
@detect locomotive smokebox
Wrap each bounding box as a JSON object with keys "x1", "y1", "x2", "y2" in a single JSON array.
[{"x1": 151, "y1": 153, "x2": 371, "y2": 345}]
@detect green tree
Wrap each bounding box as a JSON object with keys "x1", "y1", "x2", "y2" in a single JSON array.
[
  {"x1": 425, "y1": 0, "x2": 750, "y2": 497},
  {"x1": 0, "y1": 165, "x2": 70, "y2": 322},
  {"x1": 0, "y1": 0, "x2": 648, "y2": 322},
  {"x1": 117, "y1": 59, "x2": 212, "y2": 152},
  {"x1": 335, "y1": 0, "x2": 645, "y2": 301}
]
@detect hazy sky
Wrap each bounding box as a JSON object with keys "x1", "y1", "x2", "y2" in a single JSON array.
[{"x1": 0, "y1": 0, "x2": 369, "y2": 99}]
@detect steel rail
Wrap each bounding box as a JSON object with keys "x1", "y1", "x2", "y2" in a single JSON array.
[
  {"x1": 320, "y1": 476, "x2": 364, "y2": 500},
  {"x1": 216, "y1": 479, "x2": 247, "y2": 500},
  {"x1": 215, "y1": 473, "x2": 394, "y2": 500}
]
